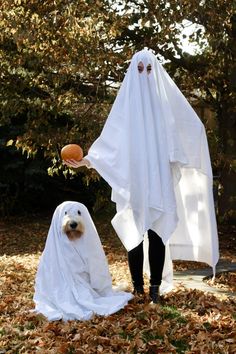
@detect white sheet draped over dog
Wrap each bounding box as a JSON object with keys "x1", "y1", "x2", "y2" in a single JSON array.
[
  {"x1": 34, "y1": 201, "x2": 133, "y2": 321},
  {"x1": 86, "y1": 48, "x2": 219, "y2": 290}
]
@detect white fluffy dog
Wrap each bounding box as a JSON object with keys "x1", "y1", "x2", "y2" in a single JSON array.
[
  {"x1": 62, "y1": 208, "x2": 85, "y2": 240},
  {"x1": 33, "y1": 201, "x2": 133, "y2": 321}
]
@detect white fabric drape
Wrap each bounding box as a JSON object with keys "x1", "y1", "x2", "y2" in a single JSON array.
[
  {"x1": 85, "y1": 49, "x2": 219, "y2": 289},
  {"x1": 34, "y1": 201, "x2": 133, "y2": 321}
]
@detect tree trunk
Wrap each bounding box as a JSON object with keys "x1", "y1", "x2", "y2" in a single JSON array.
[{"x1": 217, "y1": 105, "x2": 236, "y2": 222}]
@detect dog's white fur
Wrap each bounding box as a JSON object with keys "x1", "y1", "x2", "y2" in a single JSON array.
[{"x1": 62, "y1": 210, "x2": 85, "y2": 240}]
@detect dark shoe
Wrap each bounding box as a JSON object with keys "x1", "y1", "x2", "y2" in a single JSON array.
[
  {"x1": 132, "y1": 284, "x2": 145, "y2": 304},
  {"x1": 149, "y1": 285, "x2": 160, "y2": 304},
  {"x1": 133, "y1": 284, "x2": 144, "y2": 295}
]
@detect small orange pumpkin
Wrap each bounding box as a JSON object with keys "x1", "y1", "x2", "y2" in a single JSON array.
[{"x1": 61, "y1": 144, "x2": 83, "y2": 161}]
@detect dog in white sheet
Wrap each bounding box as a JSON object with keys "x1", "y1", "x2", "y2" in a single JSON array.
[{"x1": 33, "y1": 201, "x2": 133, "y2": 321}]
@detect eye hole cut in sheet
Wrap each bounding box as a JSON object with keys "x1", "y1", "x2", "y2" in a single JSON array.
[{"x1": 138, "y1": 61, "x2": 152, "y2": 74}]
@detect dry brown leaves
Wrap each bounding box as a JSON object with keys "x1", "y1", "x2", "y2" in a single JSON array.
[
  {"x1": 205, "y1": 271, "x2": 236, "y2": 293},
  {"x1": 0, "y1": 215, "x2": 235, "y2": 353}
]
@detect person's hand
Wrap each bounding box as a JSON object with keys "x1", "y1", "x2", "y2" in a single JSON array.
[{"x1": 63, "y1": 158, "x2": 91, "y2": 169}]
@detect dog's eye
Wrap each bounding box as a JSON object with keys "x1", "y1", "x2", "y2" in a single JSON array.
[
  {"x1": 65, "y1": 211, "x2": 67, "y2": 215},
  {"x1": 77, "y1": 210, "x2": 81, "y2": 215}
]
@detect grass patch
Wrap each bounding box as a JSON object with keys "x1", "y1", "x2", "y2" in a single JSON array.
[
  {"x1": 119, "y1": 330, "x2": 134, "y2": 341},
  {"x1": 171, "y1": 339, "x2": 189, "y2": 353},
  {"x1": 162, "y1": 305, "x2": 187, "y2": 323},
  {"x1": 203, "y1": 321, "x2": 211, "y2": 330},
  {"x1": 141, "y1": 329, "x2": 163, "y2": 343}
]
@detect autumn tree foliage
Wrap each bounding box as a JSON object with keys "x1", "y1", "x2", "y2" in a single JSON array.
[
  {"x1": 0, "y1": 0, "x2": 129, "y2": 156},
  {"x1": 0, "y1": 0, "x2": 130, "y2": 213},
  {"x1": 0, "y1": 0, "x2": 235, "y2": 219}
]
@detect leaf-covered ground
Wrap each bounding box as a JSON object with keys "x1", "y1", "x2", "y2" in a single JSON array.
[{"x1": 0, "y1": 212, "x2": 235, "y2": 353}]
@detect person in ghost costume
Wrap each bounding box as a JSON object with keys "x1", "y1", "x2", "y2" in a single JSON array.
[
  {"x1": 33, "y1": 201, "x2": 133, "y2": 321},
  {"x1": 64, "y1": 49, "x2": 219, "y2": 303}
]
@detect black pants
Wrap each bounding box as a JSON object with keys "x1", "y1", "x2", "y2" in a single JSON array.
[{"x1": 127, "y1": 229, "x2": 165, "y2": 286}]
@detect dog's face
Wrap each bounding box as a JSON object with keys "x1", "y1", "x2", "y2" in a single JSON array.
[{"x1": 62, "y1": 208, "x2": 85, "y2": 241}]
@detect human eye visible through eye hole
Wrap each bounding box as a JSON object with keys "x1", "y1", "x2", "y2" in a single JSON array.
[
  {"x1": 147, "y1": 64, "x2": 152, "y2": 74},
  {"x1": 138, "y1": 61, "x2": 144, "y2": 73}
]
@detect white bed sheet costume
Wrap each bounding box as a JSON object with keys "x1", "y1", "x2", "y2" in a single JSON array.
[
  {"x1": 85, "y1": 48, "x2": 219, "y2": 293},
  {"x1": 34, "y1": 201, "x2": 133, "y2": 321}
]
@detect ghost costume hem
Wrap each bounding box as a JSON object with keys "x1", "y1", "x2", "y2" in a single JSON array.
[
  {"x1": 85, "y1": 49, "x2": 219, "y2": 292},
  {"x1": 33, "y1": 201, "x2": 133, "y2": 321}
]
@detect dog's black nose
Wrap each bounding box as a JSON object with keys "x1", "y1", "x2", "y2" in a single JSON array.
[{"x1": 70, "y1": 221, "x2": 78, "y2": 229}]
